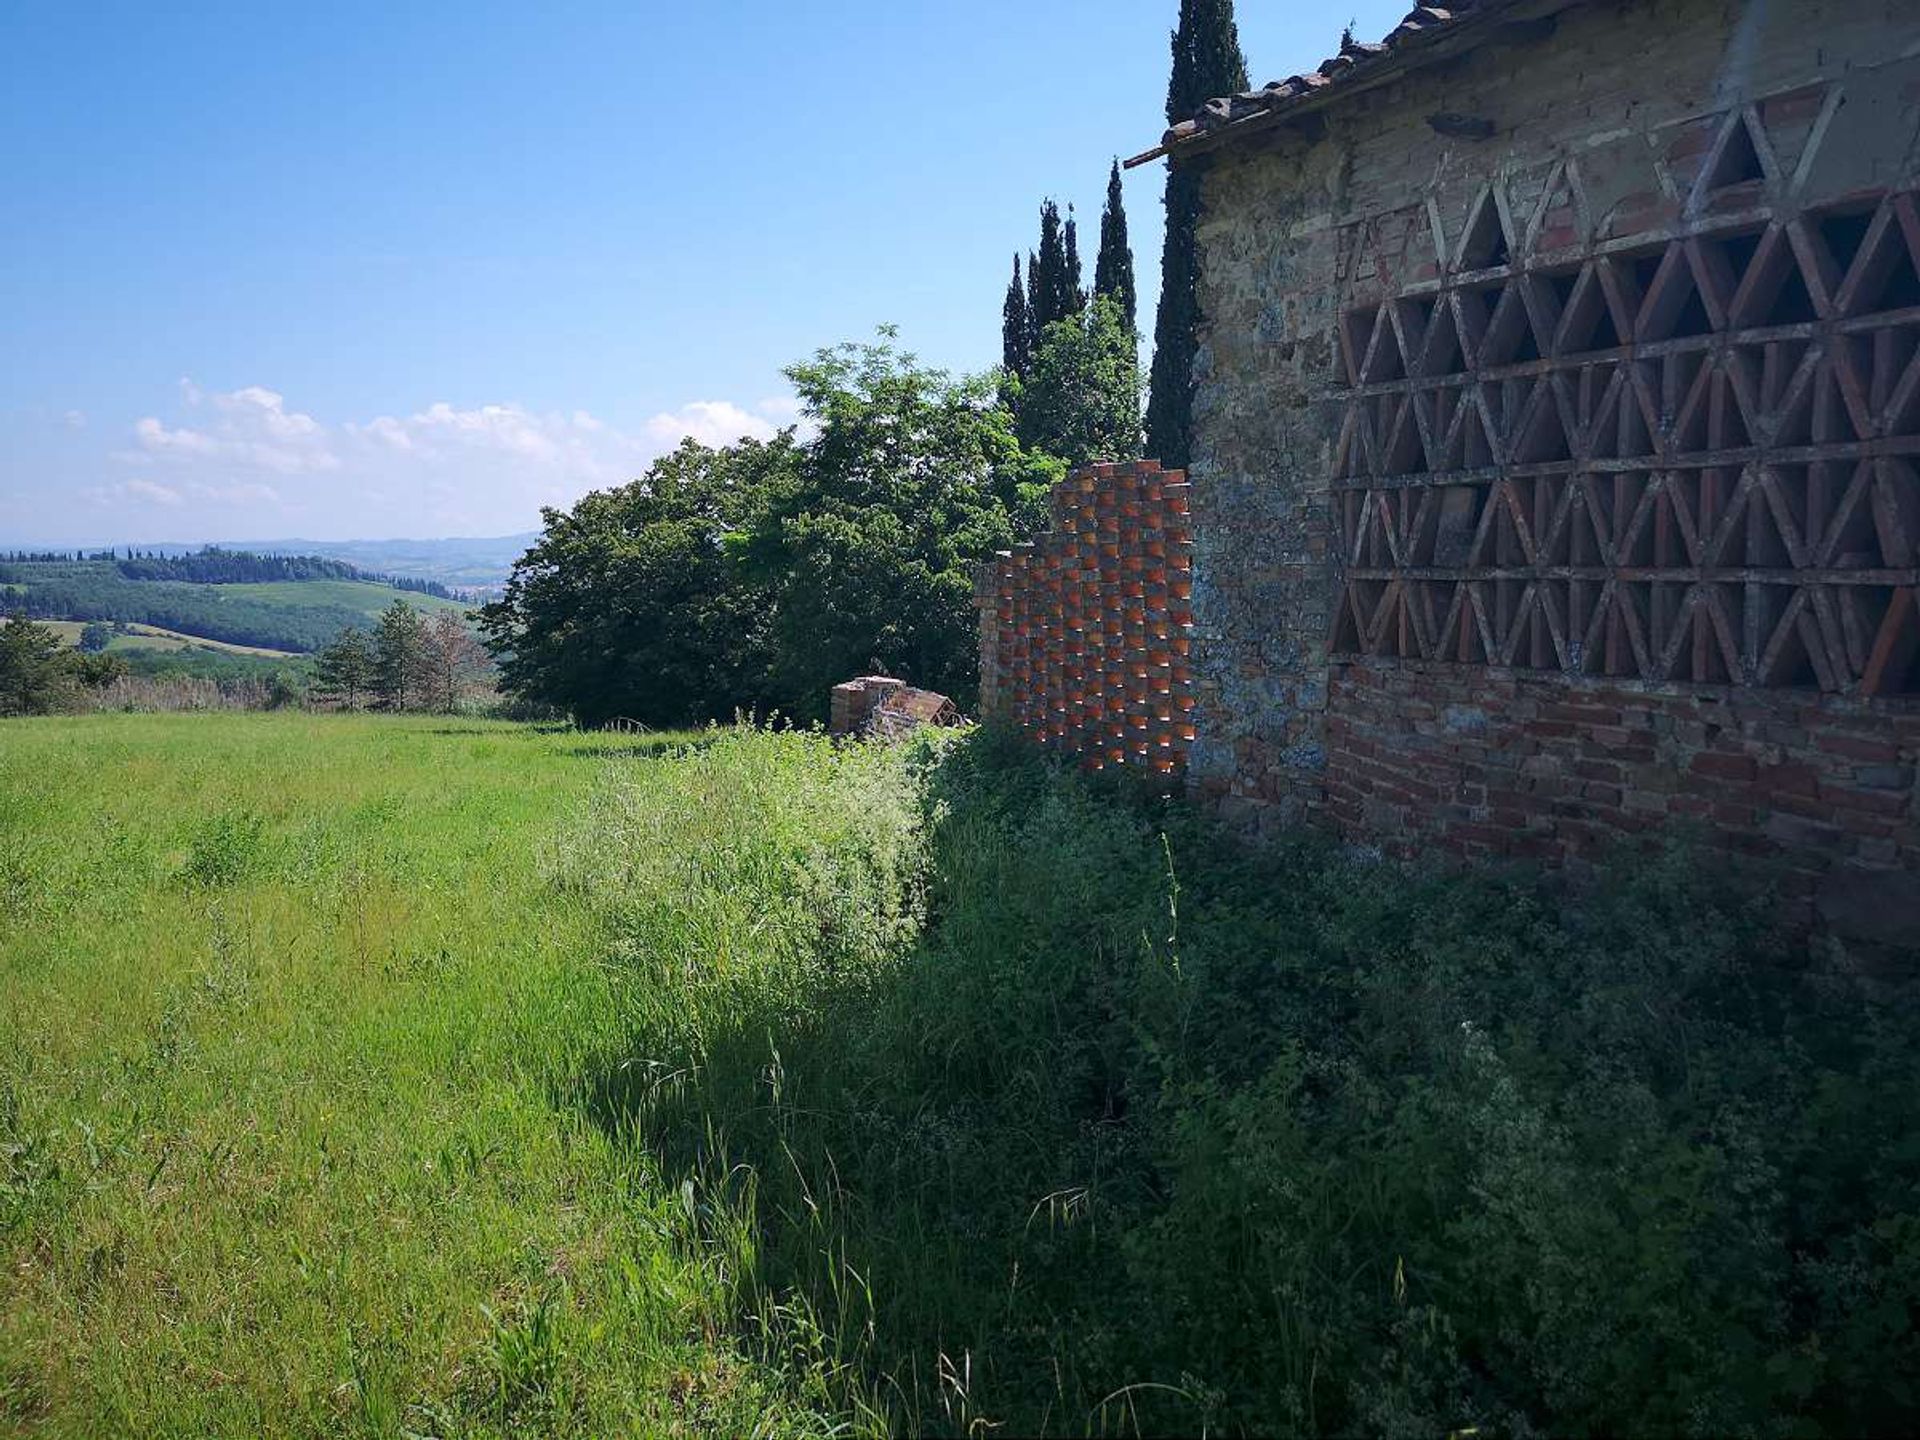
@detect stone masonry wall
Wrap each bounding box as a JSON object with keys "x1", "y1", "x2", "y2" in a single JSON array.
[
  {"x1": 976, "y1": 461, "x2": 1196, "y2": 777},
  {"x1": 1176, "y1": 0, "x2": 1920, "y2": 926}
]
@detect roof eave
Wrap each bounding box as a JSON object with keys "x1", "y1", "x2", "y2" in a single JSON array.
[{"x1": 1122, "y1": 0, "x2": 1582, "y2": 171}]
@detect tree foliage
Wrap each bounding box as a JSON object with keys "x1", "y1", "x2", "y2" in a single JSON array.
[
  {"x1": 1094, "y1": 159, "x2": 1138, "y2": 333},
  {"x1": 1147, "y1": 0, "x2": 1248, "y2": 470},
  {"x1": 480, "y1": 437, "x2": 794, "y2": 729},
  {"x1": 371, "y1": 601, "x2": 430, "y2": 712},
  {"x1": 1030, "y1": 200, "x2": 1078, "y2": 334},
  {"x1": 1018, "y1": 297, "x2": 1142, "y2": 468},
  {"x1": 314, "y1": 628, "x2": 375, "y2": 710},
  {"x1": 1001, "y1": 253, "x2": 1032, "y2": 387},
  {"x1": 483, "y1": 331, "x2": 1060, "y2": 727},
  {"x1": 1062, "y1": 208, "x2": 1086, "y2": 317},
  {"x1": 751, "y1": 332, "x2": 1057, "y2": 713},
  {"x1": 0, "y1": 613, "x2": 75, "y2": 715}
]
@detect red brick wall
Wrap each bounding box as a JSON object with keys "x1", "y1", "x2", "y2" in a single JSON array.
[
  {"x1": 1324, "y1": 659, "x2": 1920, "y2": 921},
  {"x1": 976, "y1": 461, "x2": 1196, "y2": 777}
]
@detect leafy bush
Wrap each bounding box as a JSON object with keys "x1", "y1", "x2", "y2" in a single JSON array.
[{"x1": 568, "y1": 727, "x2": 1920, "y2": 1437}]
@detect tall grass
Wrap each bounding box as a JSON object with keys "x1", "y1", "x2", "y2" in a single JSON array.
[
  {"x1": 8, "y1": 716, "x2": 1918, "y2": 1435},
  {"x1": 561, "y1": 726, "x2": 1920, "y2": 1438},
  {"x1": 0, "y1": 715, "x2": 833, "y2": 1436}
]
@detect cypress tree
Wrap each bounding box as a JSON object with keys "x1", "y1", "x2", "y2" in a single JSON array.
[
  {"x1": 1146, "y1": 0, "x2": 1248, "y2": 470},
  {"x1": 1025, "y1": 249, "x2": 1043, "y2": 356},
  {"x1": 1002, "y1": 254, "x2": 1032, "y2": 381},
  {"x1": 1063, "y1": 208, "x2": 1086, "y2": 316},
  {"x1": 1094, "y1": 159, "x2": 1138, "y2": 334},
  {"x1": 1034, "y1": 199, "x2": 1072, "y2": 329}
]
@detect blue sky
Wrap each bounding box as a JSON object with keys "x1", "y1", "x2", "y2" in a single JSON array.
[{"x1": 1, "y1": 0, "x2": 1409, "y2": 544}]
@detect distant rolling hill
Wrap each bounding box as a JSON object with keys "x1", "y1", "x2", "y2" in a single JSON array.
[
  {"x1": 0, "y1": 552, "x2": 472, "y2": 654},
  {"x1": 138, "y1": 534, "x2": 533, "y2": 594},
  {"x1": 40, "y1": 620, "x2": 300, "y2": 658}
]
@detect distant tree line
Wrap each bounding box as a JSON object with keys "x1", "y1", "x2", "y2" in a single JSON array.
[
  {"x1": 3, "y1": 546, "x2": 455, "y2": 597},
  {"x1": 114, "y1": 546, "x2": 456, "y2": 597},
  {"x1": 0, "y1": 557, "x2": 458, "y2": 653}
]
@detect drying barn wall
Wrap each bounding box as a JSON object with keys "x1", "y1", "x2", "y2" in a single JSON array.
[{"x1": 1184, "y1": 0, "x2": 1920, "y2": 925}]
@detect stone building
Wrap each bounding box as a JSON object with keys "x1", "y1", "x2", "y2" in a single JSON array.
[{"x1": 981, "y1": 0, "x2": 1920, "y2": 931}]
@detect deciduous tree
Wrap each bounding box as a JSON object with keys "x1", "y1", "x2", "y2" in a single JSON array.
[
  {"x1": 1019, "y1": 297, "x2": 1143, "y2": 468},
  {"x1": 421, "y1": 611, "x2": 486, "y2": 714},
  {"x1": 480, "y1": 437, "x2": 794, "y2": 728}
]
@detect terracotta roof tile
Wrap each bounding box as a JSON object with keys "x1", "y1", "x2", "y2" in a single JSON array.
[{"x1": 1128, "y1": 0, "x2": 1585, "y2": 168}]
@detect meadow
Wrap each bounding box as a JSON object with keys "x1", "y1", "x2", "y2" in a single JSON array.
[
  {"x1": 0, "y1": 715, "x2": 813, "y2": 1435},
  {"x1": 4, "y1": 714, "x2": 1919, "y2": 1436}
]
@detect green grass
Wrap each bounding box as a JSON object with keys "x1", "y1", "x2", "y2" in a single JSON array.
[
  {"x1": 6, "y1": 715, "x2": 1919, "y2": 1437},
  {"x1": 39, "y1": 620, "x2": 299, "y2": 658},
  {"x1": 0, "y1": 714, "x2": 828, "y2": 1436},
  {"x1": 213, "y1": 580, "x2": 468, "y2": 619}
]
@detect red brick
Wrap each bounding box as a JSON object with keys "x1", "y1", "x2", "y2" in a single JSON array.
[{"x1": 1689, "y1": 752, "x2": 1758, "y2": 782}]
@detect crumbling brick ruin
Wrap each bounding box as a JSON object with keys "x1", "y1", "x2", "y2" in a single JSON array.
[
  {"x1": 984, "y1": 0, "x2": 1920, "y2": 935},
  {"x1": 829, "y1": 675, "x2": 964, "y2": 739},
  {"x1": 975, "y1": 461, "x2": 1197, "y2": 777}
]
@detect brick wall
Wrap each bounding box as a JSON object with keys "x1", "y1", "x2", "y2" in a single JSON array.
[
  {"x1": 1325, "y1": 662, "x2": 1919, "y2": 917},
  {"x1": 1165, "y1": 0, "x2": 1920, "y2": 934},
  {"x1": 976, "y1": 461, "x2": 1196, "y2": 777}
]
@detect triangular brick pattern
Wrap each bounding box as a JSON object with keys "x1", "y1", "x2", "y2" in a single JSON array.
[
  {"x1": 976, "y1": 462, "x2": 1196, "y2": 776},
  {"x1": 1329, "y1": 92, "x2": 1920, "y2": 700}
]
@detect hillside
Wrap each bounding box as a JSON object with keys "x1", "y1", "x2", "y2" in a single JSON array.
[
  {"x1": 0, "y1": 555, "x2": 468, "y2": 653},
  {"x1": 38, "y1": 619, "x2": 299, "y2": 659}
]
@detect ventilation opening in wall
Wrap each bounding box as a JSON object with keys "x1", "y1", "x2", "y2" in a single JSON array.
[
  {"x1": 1719, "y1": 226, "x2": 1820, "y2": 327},
  {"x1": 1817, "y1": 208, "x2": 1874, "y2": 284},
  {"x1": 1704, "y1": 113, "x2": 1765, "y2": 192},
  {"x1": 1458, "y1": 191, "x2": 1512, "y2": 272},
  {"x1": 1327, "y1": 165, "x2": 1920, "y2": 701},
  {"x1": 1554, "y1": 266, "x2": 1624, "y2": 354},
  {"x1": 1851, "y1": 585, "x2": 1920, "y2": 696}
]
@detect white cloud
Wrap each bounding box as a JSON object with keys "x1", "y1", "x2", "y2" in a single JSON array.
[
  {"x1": 61, "y1": 409, "x2": 87, "y2": 430},
  {"x1": 125, "y1": 479, "x2": 183, "y2": 506},
  {"x1": 132, "y1": 383, "x2": 337, "y2": 475},
  {"x1": 77, "y1": 381, "x2": 806, "y2": 538},
  {"x1": 643, "y1": 399, "x2": 787, "y2": 448}
]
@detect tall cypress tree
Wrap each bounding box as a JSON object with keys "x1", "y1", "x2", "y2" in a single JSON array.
[
  {"x1": 1064, "y1": 208, "x2": 1086, "y2": 316},
  {"x1": 1145, "y1": 0, "x2": 1248, "y2": 470},
  {"x1": 1026, "y1": 248, "x2": 1043, "y2": 355},
  {"x1": 1094, "y1": 159, "x2": 1138, "y2": 334},
  {"x1": 1002, "y1": 253, "x2": 1032, "y2": 381},
  {"x1": 1034, "y1": 199, "x2": 1073, "y2": 329}
]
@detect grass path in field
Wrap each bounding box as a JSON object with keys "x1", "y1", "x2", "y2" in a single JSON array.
[{"x1": 0, "y1": 715, "x2": 814, "y2": 1437}]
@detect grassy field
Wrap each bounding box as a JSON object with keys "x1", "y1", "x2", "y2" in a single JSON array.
[
  {"x1": 0, "y1": 715, "x2": 817, "y2": 1436},
  {"x1": 213, "y1": 580, "x2": 469, "y2": 619},
  {"x1": 5, "y1": 715, "x2": 1918, "y2": 1437},
  {"x1": 38, "y1": 620, "x2": 299, "y2": 658}
]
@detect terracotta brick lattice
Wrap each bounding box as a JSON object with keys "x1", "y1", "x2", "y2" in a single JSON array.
[
  {"x1": 1328, "y1": 97, "x2": 1920, "y2": 700},
  {"x1": 976, "y1": 461, "x2": 1196, "y2": 776}
]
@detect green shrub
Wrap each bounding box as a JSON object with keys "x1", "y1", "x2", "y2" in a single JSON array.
[{"x1": 569, "y1": 725, "x2": 1920, "y2": 1437}]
